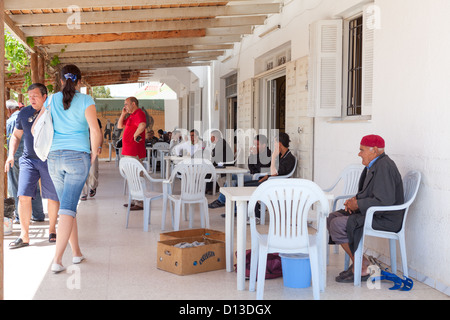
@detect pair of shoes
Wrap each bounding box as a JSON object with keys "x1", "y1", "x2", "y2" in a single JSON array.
[
  {"x1": 31, "y1": 218, "x2": 45, "y2": 222},
  {"x1": 9, "y1": 238, "x2": 29, "y2": 249},
  {"x1": 89, "y1": 188, "x2": 96, "y2": 197},
  {"x1": 73, "y1": 256, "x2": 85, "y2": 264},
  {"x1": 335, "y1": 270, "x2": 370, "y2": 283},
  {"x1": 80, "y1": 195, "x2": 87, "y2": 201},
  {"x1": 49, "y1": 233, "x2": 57, "y2": 243},
  {"x1": 130, "y1": 205, "x2": 143, "y2": 211},
  {"x1": 208, "y1": 200, "x2": 225, "y2": 209},
  {"x1": 51, "y1": 263, "x2": 66, "y2": 274}
]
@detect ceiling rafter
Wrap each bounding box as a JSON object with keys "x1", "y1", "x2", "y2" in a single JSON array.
[{"x1": 3, "y1": 1, "x2": 282, "y2": 87}]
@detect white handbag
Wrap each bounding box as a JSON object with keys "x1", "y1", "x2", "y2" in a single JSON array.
[{"x1": 33, "y1": 94, "x2": 54, "y2": 161}]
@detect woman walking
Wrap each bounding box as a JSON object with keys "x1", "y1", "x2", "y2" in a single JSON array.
[{"x1": 45, "y1": 65, "x2": 102, "y2": 273}]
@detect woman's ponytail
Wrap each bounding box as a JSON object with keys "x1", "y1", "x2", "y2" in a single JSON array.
[{"x1": 61, "y1": 65, "x2": 82, "y2": 110}]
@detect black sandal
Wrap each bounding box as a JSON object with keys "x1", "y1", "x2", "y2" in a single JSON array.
[
  {"x1": 9, "y1": 238, "x2": 29, "y2": 249},
  {"x1": 49, "y1": 233, "x2": 57, "y2": 243},
  {"x1": 89, "y1": 188, "x2": 96, "y2": 197}
]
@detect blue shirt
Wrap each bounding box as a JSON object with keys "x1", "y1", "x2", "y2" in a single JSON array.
[
  {"x1": 6, "y1": 110, "x2": 24, "y2": 158},
  {"x1": 45, "y1": 91, "x2": 96, "y2": 153},
  {"x1": 15, "y1": 106, "x2": 40, "y2": 159},
  {"x1": 367, "y1": 156, "x2": 380, "y2": 169}
]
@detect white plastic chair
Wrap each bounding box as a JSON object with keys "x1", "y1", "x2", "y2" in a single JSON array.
[
  {"x1": 353, "y1": 171, "x2": 421, "y2": 286},
  {"x1": 119, "y1": 158, "x2": 164, "y2": 232},
  {"x1": 163, "y1": 159, "x2": 216, "y2": 231},
  {"x1": 151, "y1": 142, "x2": 170, "y2": 174},
  {"x1": 322, "y1": 164, "x2": 364, "y2": 269},
  {"x1": 248, "y1": 179, "x2": 330, "y2": 300},
  {"x1": 255, "y1": 156, "x2": 298, "y2": 225}
]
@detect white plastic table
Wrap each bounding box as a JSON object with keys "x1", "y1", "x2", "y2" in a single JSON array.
[
  {"x1": 214, "y1": 166, "x2": 249, "y2": 188},
  {"x1": 221, "y1": 186, "x2": 333, "y2": 292}
]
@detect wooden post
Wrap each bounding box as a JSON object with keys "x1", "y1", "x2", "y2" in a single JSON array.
[
  {"x1": 1, "y1": 0, "x2": 6, "y2": 301},
  {"x1": 30, "y1": 52, "x2": 39, "y2": 84},
  {"x1": 38, "y1": 54, "x2": 46, "y2": 84}
]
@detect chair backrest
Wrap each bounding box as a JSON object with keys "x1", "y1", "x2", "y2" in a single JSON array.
[
  {"x1": 171, "y1": 159, "x2": 216, "y2": 201},
  {"x1": 153, "y1": 142, "x2": 170, "y2": 150},
  {"x1": 324, "y1": 164, "x2": 364, "y2": 210},
  {"x1": 248, "y1": 179, "x2": 330, "y2": 252},
  {"x1": 119, "y1": 158, "x2": 146, "y2": 200},
  {"x1": 400, "y1": 171, "x2": 421, "y2": 229}
]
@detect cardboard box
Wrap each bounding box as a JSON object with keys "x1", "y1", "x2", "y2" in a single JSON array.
[
  {"x1": 159, "y1": 228, "x2": 225, "y2": 242},
  {"x1": 157, "y1": 236, "x2": 226, "y2": 275}
]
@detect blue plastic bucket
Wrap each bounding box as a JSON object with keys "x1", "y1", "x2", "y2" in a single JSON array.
[{"x1": 280, "y1": 254, "x2": 311, "y2": 288}]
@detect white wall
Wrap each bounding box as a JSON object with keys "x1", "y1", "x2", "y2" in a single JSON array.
[
  {"x1": 213, "y1": 0, "x2": 450, "y2": 294},
  {"x1": 164, "y1": 99, "x2": 179, "y2": 132},
  {"x1": 315, "y1": 0, "x2": 450, "y2": 292}
]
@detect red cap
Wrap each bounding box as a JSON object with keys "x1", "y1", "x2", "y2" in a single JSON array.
[{"x1": 361, "y1": 135, "x2": 385, "y2": 148}]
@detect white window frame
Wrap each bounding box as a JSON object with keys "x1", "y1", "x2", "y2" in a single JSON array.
[{"x1": 308, "y1": 4, "x2": 375, "y2": 120}]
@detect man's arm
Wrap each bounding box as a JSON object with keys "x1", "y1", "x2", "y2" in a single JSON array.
[
  {"x1": 117, "y1": 107, "x2": 128, "y2": 129},
  {"x1": 5, "y1": 129, "x2": 24, "y2": 172},
  {"x1": 134, "y1": 122, "x2": 146, "y2": 142}
]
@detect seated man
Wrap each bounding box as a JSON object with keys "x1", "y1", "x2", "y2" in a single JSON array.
[
  {"x1": 209, "y1": 130, "x2": 234, "y2": 166},
  {"x1": 244, "y1": 132, "x2": 296, "y2": 187},
  {"x1": 145, "y1": 129, "x2": 159, "y2": 146},
  {"x1": 208, "y1": 134, "x2": 272, "y2": 209},
  {"x1": 327, "y1": 135, "x2": 404, "y2": 283},
  {"x1": 243, "y1": 133, "x2": 296, "y2": 222},
  {"x1": 172, "y1": 129, "x2": 203, "y2": 157}
]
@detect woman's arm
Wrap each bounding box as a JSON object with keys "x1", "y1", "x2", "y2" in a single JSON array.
[{"x1": 85, "y1": 104, "x2": 102, "y2": 163}]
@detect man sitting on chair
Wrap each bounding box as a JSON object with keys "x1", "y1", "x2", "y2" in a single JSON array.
[
  {"x1": 327, "y1": 135, "x2": 404, "y2": 283},
  {"x1": 244, "y1": 132, "x2": 296, "y2": 187}
]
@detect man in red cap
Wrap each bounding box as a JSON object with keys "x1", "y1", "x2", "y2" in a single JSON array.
[{"x1": 327, "y1": 134, "x2": 404, "y2": 283}]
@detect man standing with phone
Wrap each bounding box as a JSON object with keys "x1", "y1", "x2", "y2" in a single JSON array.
[{"x1": 117, "y1": 96, "x2": 147, "y2": 210}]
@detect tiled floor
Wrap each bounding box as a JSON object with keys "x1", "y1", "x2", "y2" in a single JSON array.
[{"x1": 3, "y1": 161, "x2": 449, "y2": 300}]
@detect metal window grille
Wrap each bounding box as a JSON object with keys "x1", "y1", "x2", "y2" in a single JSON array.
[{"x1": 347, "y1": 16, "x2": 363, "y2": 116}]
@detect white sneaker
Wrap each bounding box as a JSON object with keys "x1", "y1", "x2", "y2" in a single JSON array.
[
  {"x1": 51, "y1": 263, "x2": 66, "y2": 274},
  {"x1": 72, "y1": 256, "x2": 85, "y2": 264}
]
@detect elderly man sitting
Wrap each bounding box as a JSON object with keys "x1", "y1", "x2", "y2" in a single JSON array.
[{"x1": 327, "y1": 135, "x2": 404, "y2": 283}]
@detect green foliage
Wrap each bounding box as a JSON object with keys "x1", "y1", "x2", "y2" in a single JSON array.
[
  {"x1": 92, "y1": 86, "x2": 113, "y2": 98},
  {"x1": 4, "y1": 32, "x2": 32, "y2": 92},
  {"x1": 4, "y1": 32, "x2": 29, "y2": 73}
]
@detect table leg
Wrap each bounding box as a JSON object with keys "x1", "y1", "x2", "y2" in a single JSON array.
[
  {"x1": 108, "y1": 142, "x2": 112, "y2": 161},
  {"x1": 225, "y1": 197, "x2": 234, "y2": 272},
  {"x1": 237, "y1": 173, "x2": 244, "y2": 187},
  {"x1": 236, "y1": 200, "x2": 247, "y2": 291}
]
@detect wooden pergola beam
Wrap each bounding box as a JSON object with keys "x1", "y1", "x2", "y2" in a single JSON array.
[
  {"x1": 4, "y1": 0, "x2": 258, "y2": 11},
  {"x1": 9, "y1": 4, "x2": 280, "y2": 26},
  {"x1": 3, "y1": 11, "x2": 35, "y2": 53},
  {"x1": 60, "y1": 51, "x2": 224, "y2": 64},
  {"x1": 21, "y1": 16, "x2": 265, "y2": 37},
  {"x1": 35, "y1": 29, "x2": 207, "y2": 45},
  {"x1": 57, "y1": 45, "x2": 232, "y2": 58},
  {"x1": 45, "y1": 35, "x2": 241, "y2": 53}
]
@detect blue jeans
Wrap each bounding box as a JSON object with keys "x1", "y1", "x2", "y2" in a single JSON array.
[
  {"x1": 48, "y1": 150, "x2": 91, "y2": 218},
  {"x1": 7, "y1": 157, "x2": 44, "y2": 221},
  {"x1": 217, "y1": 173, "x2": 254, "y2": 203}
]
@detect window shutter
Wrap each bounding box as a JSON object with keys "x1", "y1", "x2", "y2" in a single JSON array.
[
  {"x1": 308, "y1": 19, "x2": 343, "y2": 117},
  {"x1": 361, "y1": 6, "x2": 375, "y2": 116}
]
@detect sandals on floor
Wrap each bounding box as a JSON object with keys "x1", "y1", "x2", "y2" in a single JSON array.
[
  {"x1": 49, "y1": 233, "x2": 57, "y2": 243},
  {"x1": 9, "y1": 238, "x2": 29, "y2": 249}
]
